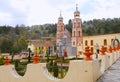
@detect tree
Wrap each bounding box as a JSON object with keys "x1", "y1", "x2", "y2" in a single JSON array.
[
  {"x1": 65, "y1": 19, "x2": 72, "y2": 33},
  {"x1": 0, "y1": 38, "x2": 13, "y2": 53},
  {"x1": 12, "y1": 42, "x2": 20, "y2": 54},
  {"x1": 17, "y1": 37, "x2": 28, "y2": 50},
  {"x1": 15, "y1": 25, "x2": 20, "y2": 35},
  {"x1": 53, "y1": 61, "x2": 58, "y2": 77}
]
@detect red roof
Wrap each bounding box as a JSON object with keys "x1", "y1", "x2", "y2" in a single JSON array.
[{"x1": 43, "y1": 41, "x2": 54, "y2": 47}]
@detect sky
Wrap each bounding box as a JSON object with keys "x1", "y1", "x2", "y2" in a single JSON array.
[{"x1": 0, "y1": 0, "x2": 120, "y2": 26}]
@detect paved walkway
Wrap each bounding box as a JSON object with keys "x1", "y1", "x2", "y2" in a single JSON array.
[{"x1": 97, "y1": 58, "x2": 120, "y2": 82}]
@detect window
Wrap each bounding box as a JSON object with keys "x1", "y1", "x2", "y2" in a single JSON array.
[
  {"x1": 91, "y1": 47, "x2": 93, "y2": 53},
  {"x1": 74, "y1": 31, "x2": 75, "y2": 37},
  {"x1": 104, "y1": 39, "x2": 107, "y2": 45},
  {"x1": 91, "y1": 40, "x2": 93, "y2": 46},
  {"x1": 73, "y1": 41, "x2": 75, "y2": 45},
  {"x1": 78, "y1": 23, "x2": 80, "y2": 28},
  {"x1": 74, "y1": 23, "x2": 76, "y2": 28},
  {"x1": 85, "y1": 40, "x2": 88, "y2": 46},
  {"x1": 111, "y1": 39, "x2": 114, "y2": 44},
  {"x1": 78, "y1": 31, "x2": 80, "y2": 37}
]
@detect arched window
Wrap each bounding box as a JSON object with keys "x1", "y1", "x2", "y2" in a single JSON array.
[
  {"x1": 74, "y1": 22, "x2": 76, "y2": 28},
  {"x1": 73, "y1": 41, "x2": 75, "y2": 45},
  {"x1": 91, "y1": 40, "x2": 93, "y2": 46},
  {"x1": 104, "y1": 39, "x2": 107, "y2": 45},
  {"x1": 111, "y1": 39, "x2": 113, "y2": 45},
  {"x1": 91, "y1": 47, "x2": 93, "y2": 53},
  {"x1": 85, "y1": 40, "x2": 88, "y2": 46},
  {"x1": 78, "y1": 31, "x2": 80, "y2": 37},
  {"x1": 74, "y1": 31, "x2": 75, "y2": 37}
]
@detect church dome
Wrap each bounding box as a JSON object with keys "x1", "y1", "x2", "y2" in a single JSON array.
[{"x1": 59, "y1": 16, "x2": 63, "y2": 19}]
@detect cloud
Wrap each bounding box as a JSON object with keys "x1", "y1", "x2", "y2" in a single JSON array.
[
  {"x1": 10, "y1": 0, "x2": 29, "y2": 13},
  {"x1": 0, "y1": 12, "x2": 13, "y2": 25},
  {"x1": 81, "y1": 0, "x2": 120, "y2": 21},
  {"x1": 0, "y1": 0, "x2": 120, "y2": 26}
]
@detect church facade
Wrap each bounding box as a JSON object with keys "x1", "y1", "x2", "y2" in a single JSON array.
[
  {"x1": 56, "y1": 5, "x2": 82, "y2": 57},
  {"x1": 56, "y1": 5, "x2": 120, "y2": 57}
]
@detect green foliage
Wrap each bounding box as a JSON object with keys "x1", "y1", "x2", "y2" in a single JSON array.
[
  {"x1": 15, "y1": 60, "x2": 20, "y2": 68},
  {"x1": 0, "y1": 38, "x2": 13, "y2": 53},
  {"x1": 0, "y1": 37, "x2": 27, "y2": 54},
  {"x1": 17, "y1": 37, "x2": 28, "y2": 50},
  {"x1": 65, "y1": 19, "x2": 72, "y2": 33},
  {"x1": 15, "y1": 61, "x2": 27, "y2": 76},
  {"x1": 53, "y1": 62, "x2": 58, "y2": 77},
  {"x1": 0, "y1": 17, "x2": 120, "y2": 54},
  {"x1": 48, "y1": 60, "x2": 53, "y2": 72},
  {"x1": 82, "y1": 18, "x2": 120, "y2": 35},
  {"x1": 0, "y1": 56, "x2": 4, "y2": 65},
  {"x1": 15, "y1": 25, "x2": 20, "y2": 35}
]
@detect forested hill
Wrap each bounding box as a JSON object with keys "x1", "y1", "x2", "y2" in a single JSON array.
[
  {"x1": 0, "y1": 18, "x2": 120, "y2": 54},
  {"x1": 82, "y1": 18, "x2": 120, "y2": 36},
  {"x1": 0, "y1": 18, "x2": 120, "y2": 39}
]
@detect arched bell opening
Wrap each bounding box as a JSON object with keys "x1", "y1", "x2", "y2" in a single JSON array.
[{"x1": 112, "y1": 38, "x2": 120, "y2": 48}]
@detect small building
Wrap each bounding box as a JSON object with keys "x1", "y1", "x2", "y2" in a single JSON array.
[{"x1": 28, "y1": 39, "x2": 55, "y2": 56}]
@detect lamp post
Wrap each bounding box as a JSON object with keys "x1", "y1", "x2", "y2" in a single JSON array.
[
  {"x1": 46, "y1": 46, "x2": 50, "y2": 63},
  {"x1": 28, "y1": 48, "x2": 31, "y2": 63},
  {"x1": 59, "y1": 40, "x2": 63, "y2": 78},
  {"x1": 94, "y1": 43, "x2": 99, "y2": 59},
  {"x1": 63, "y1": 34, "x2": 67, "y2": 57}
]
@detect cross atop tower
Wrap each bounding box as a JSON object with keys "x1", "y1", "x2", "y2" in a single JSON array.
[
  {"x1": 76, "y1": 4, "x2": 78, "y2": 11},
  {"x1": 60, "y1": 10, "x2": 62, "y2": 17},
  {"x1": 59, "y1": 10, "x2": 63, "y2": 19}
]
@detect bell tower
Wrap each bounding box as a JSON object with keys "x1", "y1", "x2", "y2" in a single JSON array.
[
  {"x1": 56, "y1": 11, "x2": 64, "y2": 45},
  {"x1": 72, "y1": 4, "x2": 83, "y2": 47}
]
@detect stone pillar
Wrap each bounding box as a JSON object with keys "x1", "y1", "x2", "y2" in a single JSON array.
[
  {"x1": 107, "y1": 46, "x2": 114, "y2": 66},
  {"x1": 98, "y1": 46, "x2": 109, "y2": 73}
]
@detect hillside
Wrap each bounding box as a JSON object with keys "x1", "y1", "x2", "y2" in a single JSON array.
[{"x1": 0, "y1": 17, "x2": 120, "y2": 54}]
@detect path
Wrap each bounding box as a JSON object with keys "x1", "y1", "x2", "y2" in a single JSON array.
[{"x1": 97, "y1": 58, "x2": 120, "y2": 82}]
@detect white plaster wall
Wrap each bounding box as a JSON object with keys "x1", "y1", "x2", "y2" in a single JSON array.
[
  {"x1": 0, "y1": 50, "x2": 120, "y2": 82},
  {"x1": 82, "y1": 33, "x2": 120, "y2": 53},
  {"x1": 98, "y1": 54, "x2": 110, "y2": 73},
  {"x1": 28, "y1": 44, "x2": 34, "y2": 52},
  {"x1": 0, "y1": 60, "x2": 102, "y2": 82}
]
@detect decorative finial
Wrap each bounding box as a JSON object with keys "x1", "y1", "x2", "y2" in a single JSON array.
[
  {"x1": 4, "y1": 56, "x2": 10, "y2": 65},
  {"x1": 32, "y1": 51, "x2": 40, "y2": 64},
  {"x1": 76, "y1": 4, "x2": 78, "y2": 11}
]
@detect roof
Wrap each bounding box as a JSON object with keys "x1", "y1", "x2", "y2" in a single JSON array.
[
  {"x1": 64, "y1": 28, "x2": 71, "y2": 38},
  {"x1": 83, "y1": 33, "x2": 120, "y2": 38},
  {"x1": 43, "y1": 41, "x2": 54, "y2": 47},
  {"x1": 29, "y1": 40, "x2": 54, "y2": 47},
  {"x1": 30, "y1": 41, "x2": 42, "y2": 47}
]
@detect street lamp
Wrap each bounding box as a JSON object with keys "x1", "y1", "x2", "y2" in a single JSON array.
[
  {"x1": 46, "y1": 46, "x2": 50, "y2": 63},
  {"x1": 59, "y1": 39, "x2": 63, "y2": 78},
  {"x1": 28, "y1": 48, "x2": 31, "y2": 63},
  {"x1": 94, "y1": 43, "x2": 99, "y2": 59},
  {"x1": 63, "y1": 34, "x2": 67, "y2": 57}
]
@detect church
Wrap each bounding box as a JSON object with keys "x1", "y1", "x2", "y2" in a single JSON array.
[{"x1": 56, "y1": 5, "x2": 120, "y2": 57}]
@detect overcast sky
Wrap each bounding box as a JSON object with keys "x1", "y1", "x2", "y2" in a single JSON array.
[{"x1": 0, "y1": 0, "x2": 120, "y2": 26}]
